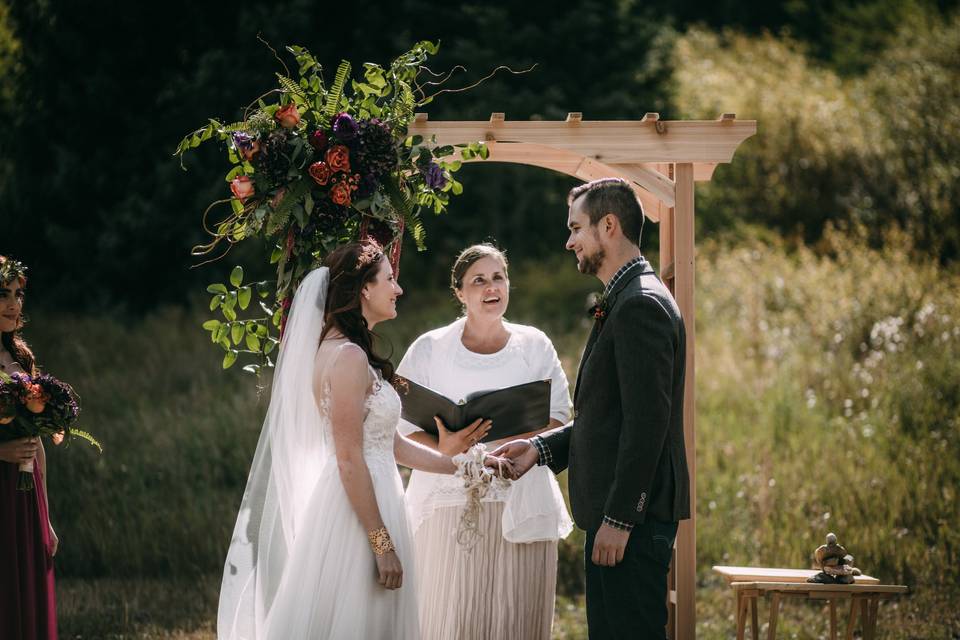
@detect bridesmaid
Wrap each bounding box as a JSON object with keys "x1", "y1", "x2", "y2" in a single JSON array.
[
  {"x1": 397, "y1": 244, "x2": 573, "y2": 640},
  {"x1": 0, "y1": 256, "x2": 58, "y2": 640}
]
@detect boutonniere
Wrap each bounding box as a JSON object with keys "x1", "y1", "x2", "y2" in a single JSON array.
[{"x1": 588, "y1": 293, "x2": 610, "y2": 326}]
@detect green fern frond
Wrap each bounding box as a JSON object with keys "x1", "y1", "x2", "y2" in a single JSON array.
[
  {"x1": 276, "y1": 75, "x2": 306, "y2": 100},
  {"x1": 70, "y1": 429, "x2": 103, "y2": 453},
  {"x1": 323, "y1": 60, "x2": 352, "y2": 122},
  {"x1": 266, "y1": 207, "x2": 291, "y2": 236},
  {"x1": 385, "y1": 176, "x2": 426, "y2": 250}
]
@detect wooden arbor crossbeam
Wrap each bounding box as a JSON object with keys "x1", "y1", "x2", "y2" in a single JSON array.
[
  {"x1": 410, "y1": 112, "x2": 755, "y2": 222},
  {"x1": 409, "y1": 112, "x2": 756, "y2": 640}
]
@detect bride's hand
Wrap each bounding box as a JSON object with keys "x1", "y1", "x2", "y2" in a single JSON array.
[
  {"x1": 483, "y1": 454, "x2": 517, "y2": 480},
  {"x1": 375, "y1": 550, "x2": 403, "y2": 590},
  {"x1": 434, "y1": 416, "x2": 492, "y2": 456}
]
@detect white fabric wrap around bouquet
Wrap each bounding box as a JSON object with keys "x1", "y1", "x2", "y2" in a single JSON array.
[{"x1": 398, "y1": 317, "x2": 574, "y2": 544}]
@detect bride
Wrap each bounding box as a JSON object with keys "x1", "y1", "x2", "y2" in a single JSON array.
[{"x1": 217, "y1": 241, "x2": 507, "y2": 640}]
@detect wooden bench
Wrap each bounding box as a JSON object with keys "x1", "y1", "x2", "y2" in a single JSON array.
[{"x1": 713, "y1": 566, "x2": 908, "y2": 640}]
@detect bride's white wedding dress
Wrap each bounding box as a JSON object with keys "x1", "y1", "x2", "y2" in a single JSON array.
[
  {"x1": 262, "y1": 341, "x2": 418, "y2": 639},
  {"x1": 217, "y1": 268, "x2": 418, "y2": 640}
]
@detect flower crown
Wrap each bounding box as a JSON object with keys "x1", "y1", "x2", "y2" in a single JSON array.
[
  {"x1": 355, "y1": 241, "x2": 384, "y2": 270},
  {"x1": 0, "y1": 258, "x2": 27, "y2": 284}
]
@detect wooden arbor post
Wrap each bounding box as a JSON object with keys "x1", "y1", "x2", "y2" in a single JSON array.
[{"x1": 410, "y1": 112, "x2": 756, "y2": 640}]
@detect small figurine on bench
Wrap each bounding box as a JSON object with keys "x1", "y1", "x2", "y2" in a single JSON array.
[{"x1": 808, "y1": 532, "x2": 862, "y2": 584}]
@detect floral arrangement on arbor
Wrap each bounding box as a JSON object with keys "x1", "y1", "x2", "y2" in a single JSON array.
[{"x1": 176, "y1": 41, "x2": 489, "y2": 373}]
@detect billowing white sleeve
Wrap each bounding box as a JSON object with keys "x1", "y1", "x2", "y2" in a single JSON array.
[
  {"x1": 395, "y1": 335, "x2": 431, "y2": 437},
  {"x1": 538, "y1": 331, "x2": 572, "y2": 424}
]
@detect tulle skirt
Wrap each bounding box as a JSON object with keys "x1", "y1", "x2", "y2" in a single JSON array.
[{"x1": 263, "y1": 455, "x2": 418, "y2": 640}]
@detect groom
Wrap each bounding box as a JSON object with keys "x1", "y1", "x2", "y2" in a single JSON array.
[{"x1": 496, "y1": 178, "x2": 690, "y2": 639}]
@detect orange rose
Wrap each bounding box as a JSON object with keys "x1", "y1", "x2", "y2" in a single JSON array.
[
  {"x1": 308, "y1": 161, "x2": 331, "y2": 186},
  {"x1": 230, "y1": 176, "x2": 255, "y2": 201},
  {"x1": 275, "y1": 103, "x2": 301, "y2": 128},
  {"x1": 0, "y1": 415, "x2": 13, "y2": 425},
  {"x1": 326, "y1": 145, "x2": 350, "y2": 173},
  {"x1": 330, "y1": 182, "x2": 352, "y2": 206},
  {"x1": 24, "y1": 384, "x2": 46, "y2": 413}
]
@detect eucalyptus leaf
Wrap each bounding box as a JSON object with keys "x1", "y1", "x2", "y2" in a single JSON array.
[
  {"x1": 238, "y1": 286, "x2": 252, "y2": 310},
  {"x1": 231, "y1": 324, "x2": 244, "y2": 345},
  {"x1": 245, "y1": 334, "x2": 261, "y2": 352},
  {"x1": 230, "y1": 266, "x2": 244, "y2": 287},
  {"x1": 202, "y1": 319, "x2": 220, "y2": 331},
  {"x1": 207, "y1": 283, "x2": 228, "y2": 294},
  {"x1": 222, "y1": 351, "x2": 238, "y2": 369}
]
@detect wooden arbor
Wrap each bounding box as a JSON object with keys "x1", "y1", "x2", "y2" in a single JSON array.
[{"x1": 409, "y1": 112, "x2": 756, "y2": 640}]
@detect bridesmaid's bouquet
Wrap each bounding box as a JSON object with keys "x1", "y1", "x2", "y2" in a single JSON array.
[{"x1": 0, "y1": 372, "x2": 101, "y2": 490}]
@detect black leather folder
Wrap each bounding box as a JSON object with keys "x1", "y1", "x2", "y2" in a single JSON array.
[{"x1": 394, "y1": 377, "x2": 551, "y2": 442}]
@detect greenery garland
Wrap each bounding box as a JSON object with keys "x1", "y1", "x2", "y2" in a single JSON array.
[{"x1": 176, "y1": 41, "x2": 488, "y2": 374}]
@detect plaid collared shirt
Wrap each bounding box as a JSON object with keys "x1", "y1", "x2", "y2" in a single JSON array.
[{"x1": 602, "y1": 256, "x2": 643, "y2": 299}]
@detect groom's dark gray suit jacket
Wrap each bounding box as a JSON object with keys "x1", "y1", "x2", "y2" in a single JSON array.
[{"x1": 540, "y1": 259, "x2": 690, "y2": 530}]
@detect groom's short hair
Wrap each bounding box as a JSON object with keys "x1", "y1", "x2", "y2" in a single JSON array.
[{"x1": 568, "y1": 178, "x2": 644, "y2": 246}]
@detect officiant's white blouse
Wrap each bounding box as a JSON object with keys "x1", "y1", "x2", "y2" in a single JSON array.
[{"x1": 397, "y1": 317, "x2": 574, "y2": 543}]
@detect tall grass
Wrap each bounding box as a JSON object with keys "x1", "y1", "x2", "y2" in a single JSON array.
[{"x1": 25, "y1": 232, "x2": 960, "y2": 637}]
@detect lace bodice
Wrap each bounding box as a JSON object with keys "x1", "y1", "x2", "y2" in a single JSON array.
[
  {"x1": 315, "y1": 340, "x2": 401, "y2": 471},
  {"x1": 358, "y1": 378, "x2": 402, "y2": 468}
]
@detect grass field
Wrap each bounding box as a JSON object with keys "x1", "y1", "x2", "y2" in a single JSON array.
[{"x1": 28, "y1": 230, "x2": 960, "y2": 638}]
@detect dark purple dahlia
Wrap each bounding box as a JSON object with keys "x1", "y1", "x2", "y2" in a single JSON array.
[
  {"x1": 355, "y1": 118, "x2": 397, "y2": 181},
  {"x1": 332, "y1": 112, "x2": 359, "y2": 141},
  {"x1": 254, "y1": 129, "x2": 292, "y2": 184}
]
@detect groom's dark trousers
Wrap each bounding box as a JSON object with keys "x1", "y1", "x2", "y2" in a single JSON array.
[
  {"x1": 584, "y1": 520, "x2": 678, "y2": 640},
  {"x1": 536, "y1": 259, "x2": 690, "y2": 640}
]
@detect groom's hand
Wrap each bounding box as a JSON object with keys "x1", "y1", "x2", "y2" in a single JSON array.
[
  {"x1": 491, "y1": 439, "x2": 539, "y2": 479},
  {"x1": 591, "y1": 523, "x2": 631, "y2": 567}
]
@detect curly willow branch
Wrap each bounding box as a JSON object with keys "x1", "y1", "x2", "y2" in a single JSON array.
[{"x1": 420, "y1": 64, "x2": 538, "y2": 103}]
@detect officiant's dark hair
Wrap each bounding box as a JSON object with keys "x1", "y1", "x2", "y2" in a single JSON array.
[
  {"x1": 0, "y1": 255, "x2": 36, "y2": 375},
  {"x1": 450, "y1": 243, "x2": 509, "y2": 293},
  {"x1": 320, "y1": 242, "x2": 395, "y2": 383},
  {"x1": 568, "y1": 178, "x2": 644, "y2": 246}
]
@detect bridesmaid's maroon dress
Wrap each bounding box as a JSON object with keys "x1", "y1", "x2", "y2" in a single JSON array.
[{"x1": 0, "y1": 458, "x2": 58, "y2": 639}]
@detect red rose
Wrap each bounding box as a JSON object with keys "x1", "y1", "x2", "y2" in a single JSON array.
[
  {"x1": 308, "y1": 161, "x2": 332, "y2": 186},
  {"x1": 326, "y1": 145, "x2": 350, "y2": 173},
  {"x1": 230, "y1": 176, "x2": 255, "y2": 201},
  {"x1": 309, "y1": 130, "x2": 329, "y2": 153},
  {"x1": 275, "y1": 103, "x2": 301, "y2": 128},
  {"x1": 330, "y1": 182, "x2": 352, "y2": 206}
]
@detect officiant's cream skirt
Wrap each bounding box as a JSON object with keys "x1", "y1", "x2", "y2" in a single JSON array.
[{"x1": 413, "y1": 501, "x2": 557, "y2": 640}]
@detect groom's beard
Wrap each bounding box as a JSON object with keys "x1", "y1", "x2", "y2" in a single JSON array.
[{"x1": 578, "y1": 248, "x2": 606, "y2": 276}]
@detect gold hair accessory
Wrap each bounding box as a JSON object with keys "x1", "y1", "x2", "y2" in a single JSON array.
[
  {"x1": 367, "y1": 527, "x2": 395, "y2": 556},
  {"x1": 0, "y1": 258, "x2": 27, "y2": 284}
]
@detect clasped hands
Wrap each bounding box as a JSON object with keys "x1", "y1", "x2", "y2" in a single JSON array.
[{"x1": 433, "y1": 416, "x2": 519, "y2": 480}]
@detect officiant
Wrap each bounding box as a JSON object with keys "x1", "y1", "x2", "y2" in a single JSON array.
[{"x1": 397, "y1": 243, "x2": 572, "y2": 640}]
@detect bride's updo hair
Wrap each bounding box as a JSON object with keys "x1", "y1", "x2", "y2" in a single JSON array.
[
  {"x1": 320, "y1": 241, "x2": 395, "y2": 382},
  {"x1": 0, "y1": 255, "x2": 36, "y2": 375}
]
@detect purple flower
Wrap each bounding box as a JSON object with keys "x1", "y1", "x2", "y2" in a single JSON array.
[
  {"x1": 332, "y1": 113, "x2": 359, "y2": 141},
  {"x1": 232, "y1": 131, "x2": 256, "y2": 153},
  {"x1": 421, "y1": 162, "x2": 447, "y2": 190}
]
